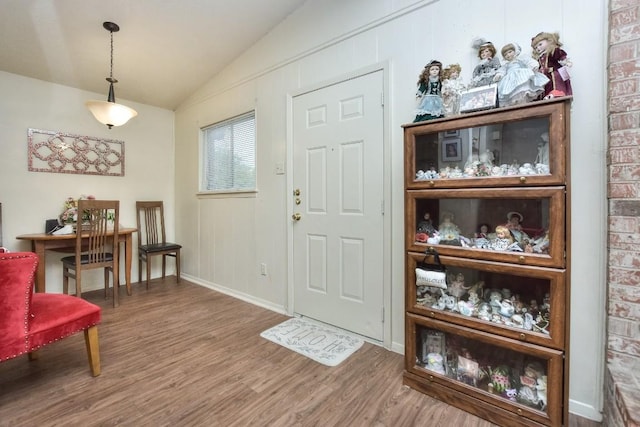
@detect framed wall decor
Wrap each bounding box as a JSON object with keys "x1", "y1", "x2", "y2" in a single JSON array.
[
  {"x1": 444, "y1": 130, "x2": 459, "y2": 138},
  {"x1": 27, "y1": 128, "x2": 125, "y2": 176},
  {"x1": 459, "y1": 84, "x2": 498, "y2": 113},
  {"x1": 442, "y1": 138, "x2": 462, "y2": 162}
]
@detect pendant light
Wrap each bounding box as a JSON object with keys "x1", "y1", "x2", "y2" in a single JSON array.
[{"x1": 85, "y1": 21, "x2": 137, "y2": 129}]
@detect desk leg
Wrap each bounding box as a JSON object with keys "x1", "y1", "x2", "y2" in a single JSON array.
[
  {"x1": 33, "y1": 241, "x2": 46, "y2": 293},
  {"x1": 125, "y1": 234, "x2": 132, "y2": 296}
]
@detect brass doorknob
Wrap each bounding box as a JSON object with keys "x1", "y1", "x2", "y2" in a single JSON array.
[
  {"x1": 293, "y1": 189, "x2": 301, "y2": 196},
  {"x1": 292, "y1": 213, "x2": 301, "y2": 221}
]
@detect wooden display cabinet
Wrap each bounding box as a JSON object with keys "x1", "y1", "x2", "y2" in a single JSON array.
[{"x1": 402, "y1": 98, "x2": 571, "y2": 427}]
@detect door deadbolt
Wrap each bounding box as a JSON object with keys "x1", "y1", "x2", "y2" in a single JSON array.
[
  {"x1": 292, "y1": 213, "x2": 301, "y2": 221},
  {"x1": 293, "y1": 189, "x2": 301, "y2": 196}
]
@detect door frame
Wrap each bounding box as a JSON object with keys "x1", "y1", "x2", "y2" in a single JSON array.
[{"x1": 285, "y1": 61, "x2": 392, "y2": 348}]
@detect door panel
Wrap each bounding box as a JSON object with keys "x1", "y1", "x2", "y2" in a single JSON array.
[{"x1": 292, "y1": 70, "x2": 384, "y2": 341}]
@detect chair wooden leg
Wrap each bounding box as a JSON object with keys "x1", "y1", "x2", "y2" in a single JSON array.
[
  {"x1": 138, "y1": 258, "x2": 142, "y2": 285},
  {"x1": 176, "y1": 251, "x2": 181, "y2": 283},
  {"x1": 146, "y1": 257, "x2": 151, "y2": 290},
  {"x1": 63, "y1": 267, "x2": 69, "y2": 294},
  {"x1": 104, "y1": 268, "x2": 109, "y2": 298},
  {"x1": 76, "y1": 270, "x2": 81, "y2": 298},
  {"x1": 112, "y1": 268, "x2": 119, "y2": 308},
  {"x1": 162, "y1": 255, "x2": 166, "y2": 280},
  {"x1": 84, "y1": 325, "x2": 101, "y2": 377}
]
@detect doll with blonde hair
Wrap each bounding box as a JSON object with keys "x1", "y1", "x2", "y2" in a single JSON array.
[
  {"x1": 442, "y1": 63, "x2": 465, "y2": 116},
  {"x1": 494, "y1": 43, "x2": 549, "y2": 106},
  {"x1": 490, "y1": 225, "x2": 515, "y2": 251},
  {"x1": 531, "y1": 32, "x2": 572, "y2": 99}
]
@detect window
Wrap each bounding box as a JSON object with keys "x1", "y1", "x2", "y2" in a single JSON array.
[{"x1": 201, "y1": 112, "x2": 256, "y2": 193}]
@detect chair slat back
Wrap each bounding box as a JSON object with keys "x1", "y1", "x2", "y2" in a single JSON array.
[
  {"x1": 136, "y1": 201, "x2": 168, "y2": 246},
  {"x1": 76, "y1": 200, "x2": 120, "y2": 266}
]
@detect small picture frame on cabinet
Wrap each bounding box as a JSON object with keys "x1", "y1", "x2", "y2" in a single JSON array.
[
  {"x1": 442, "y1": 138, "x2": 462, "y2": 162},
  {"x1": 459, "y1": 84, "x2": 498, "y2": 113},
  {"x1": 443, "y1": 130, "x2": 459, "y2": 138}
]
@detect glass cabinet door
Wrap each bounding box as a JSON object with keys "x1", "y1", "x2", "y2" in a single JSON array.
[
  {"x1": 405, "y1": 187, "x2": 565, "y2": 268},
  {"x1": 406, "y1": 252, "x2": 565, "y2": 349},
  {"x1": 403, "y1": 99, "x2": 569, "y2": 189},
  {"x1": 405, "y1": 315, "x2": 563, "y2": 426}
]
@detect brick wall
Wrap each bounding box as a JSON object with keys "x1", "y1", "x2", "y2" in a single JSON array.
[{"x1": 605, "y1": 1, "x2": 640, "y2": 426}]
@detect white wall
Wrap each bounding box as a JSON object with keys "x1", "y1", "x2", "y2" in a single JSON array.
[
  {"x1": 177, "y1": 0, "x2": 606, "y2": 420},
  {"x1": 0, "y1": 70, "x2": 176, "y2": 292}
]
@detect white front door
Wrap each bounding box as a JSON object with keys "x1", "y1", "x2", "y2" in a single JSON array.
[{"x1": 292, "y1": 70, "x2": 384, "y2": 341}]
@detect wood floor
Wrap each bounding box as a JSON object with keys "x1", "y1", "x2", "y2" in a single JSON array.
[{"x1": 0, "y1": 278, "x2": 600, "y2": 427}]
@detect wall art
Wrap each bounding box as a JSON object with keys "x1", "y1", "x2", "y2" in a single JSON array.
[{"x1": 27, "y1": 128, "x2": 124, "y2": 176}]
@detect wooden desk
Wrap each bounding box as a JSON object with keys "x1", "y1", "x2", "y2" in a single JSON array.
[{"x1": 16, "y1": 227, "x2": 137, "y2": 296}]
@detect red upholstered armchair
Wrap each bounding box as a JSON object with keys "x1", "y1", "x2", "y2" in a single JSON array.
[{"x1": 0, "y1": 252, "x2": 102, "y2": 376}]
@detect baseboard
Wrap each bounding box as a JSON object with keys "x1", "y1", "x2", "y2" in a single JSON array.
[
  {"x1": 182, "y1": 273, "x2": 288, "y2": 315},
  {"x1": 569, "y1": 399, "x2": 603, "y2": 422}
]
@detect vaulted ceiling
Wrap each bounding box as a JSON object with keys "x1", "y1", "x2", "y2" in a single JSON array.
[{"x1": 0, "y1": 0, "x2": 308, "y2": 110}]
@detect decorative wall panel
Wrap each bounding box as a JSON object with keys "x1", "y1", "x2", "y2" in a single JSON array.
[{"x1": 27, "y1": 128, "x2": 125, "y2": 176}]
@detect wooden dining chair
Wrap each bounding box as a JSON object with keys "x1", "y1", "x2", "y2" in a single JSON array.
[
  {"x1": 62, "y1": 200, "x2": 120, "y2": 307},
  {"x1": 136, "y1": 201, "x2": 181, "y2": 288}
]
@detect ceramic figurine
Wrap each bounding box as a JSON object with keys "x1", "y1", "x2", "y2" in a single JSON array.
[
  {"x1": 518, "y1": 362, "x2": 545, "y2": 406},
  {"x1": 413, "y1": 60, "x2": 445, "y2": 122},
  {"x1": 489, "y1": 365, "x2": 511, "y2": 394},
  {"x1": 477, "y1": 302, "x2": 492, "y2": 321},
  {"x1": 531, "y1": 32, "x2": 573, "y2": 99},
  {"x1": 536, "y1": 376, "x2": 548, "y2": 410},
  {"x1": 494, "y1": 43, "x2": 548, "y2": 106},
  {"x1": 469, "y1": 38, "x2": 501, "y2": 88}
]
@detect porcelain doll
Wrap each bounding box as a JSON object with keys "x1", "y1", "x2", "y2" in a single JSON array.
[
  {"x1": 469, "y1": 38, "x2": 501, "y2": 88},
  {"x1": 493, "y1": 43, "x2": 548, "y2": 106},
  {"x1": 475, "y1": 223, "x2": 490, "y2": 239},
  {"x1": 531, "y1": 32, "x2": 573, "y2": 99},
  {"x1": 417, "y1": 212, "x2": 437, "y2": 236},
  {"x1": 426, "y1": 353, "x2": 446, "y2": 374},
  {"x1": 490, "y1": 225, "x2": 514, "y2": 251},
  {"x1": 413, "y1": 60, "x2": 445, "y2": 122},
  {"x1": 447, "y1": 272, "x2": 467, "y2": 298},
  {"x1": 505, "y1": 212, "x2": 523, "y2": 231},
  {"x1": 535, "y1": 132, "x2": 550, "y2": 166},
  {"x1": 442, "y1": 64, "x2": 465, "y2": 116},
  {"x1": 438, "y1": 212, "x2": 461, "y2": 244}
]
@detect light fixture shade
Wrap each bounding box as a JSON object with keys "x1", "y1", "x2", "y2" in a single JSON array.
[{"x1": 85, "y1": 100, "x2": 138, "y2": 128}]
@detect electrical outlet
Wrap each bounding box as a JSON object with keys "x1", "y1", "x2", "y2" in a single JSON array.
[{"x1": 260, "y1": 263, "x2": 268, "y2": 276}]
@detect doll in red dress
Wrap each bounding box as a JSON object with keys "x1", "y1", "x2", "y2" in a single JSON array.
[{"x1": 531, "y1": 32, "x2": 572, "y2": 99}]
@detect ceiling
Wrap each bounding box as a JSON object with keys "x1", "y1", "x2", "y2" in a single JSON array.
[{"x1": 0, "y1": 0, "x2": 308, "y2": 110}]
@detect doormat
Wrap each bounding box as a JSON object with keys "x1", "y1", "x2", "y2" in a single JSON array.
[{"x1": 260, "y1": 317, "x2": 364, "y2": 367}]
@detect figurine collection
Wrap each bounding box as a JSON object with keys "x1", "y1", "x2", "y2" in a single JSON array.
[
  {"x1": 419, "y1": 322, "x2": 549, "y2": 409},
  {"x1": 413, "y1": 32, "x2": 572, "y2": 123}
]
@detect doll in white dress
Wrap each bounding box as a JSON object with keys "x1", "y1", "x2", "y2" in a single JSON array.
[
  {"x1": 442, "y1": 64, "x2": 465, "y2": 116},
  {"x1": 494, "y1": 43, "x2": 549, "y2": 107}
]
